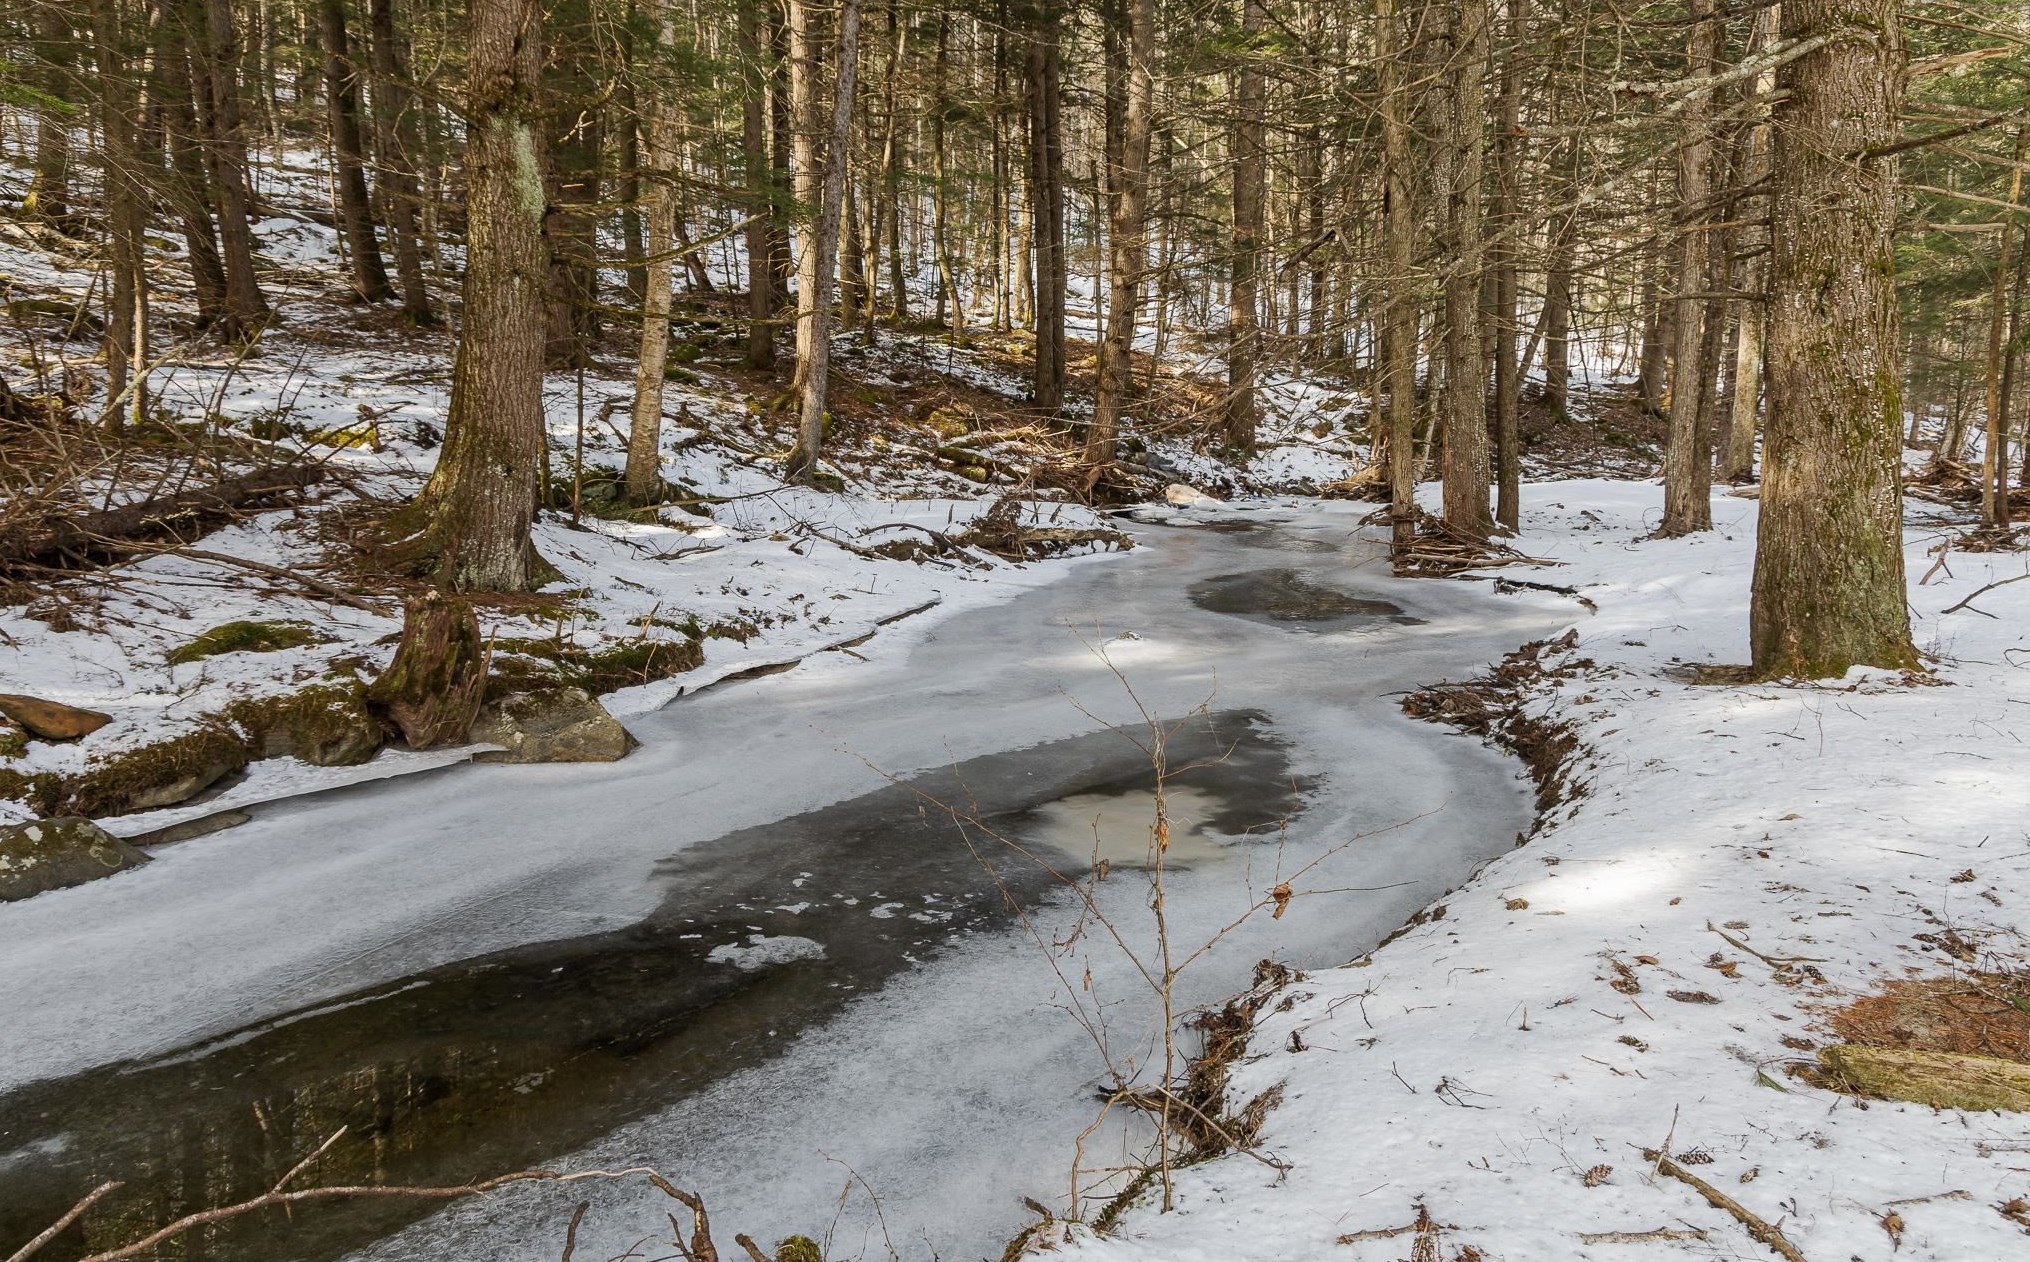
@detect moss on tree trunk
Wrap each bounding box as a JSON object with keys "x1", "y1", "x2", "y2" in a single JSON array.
[{"x1": 1750, "y1": 0, "x2": 1919, "y2": 679}]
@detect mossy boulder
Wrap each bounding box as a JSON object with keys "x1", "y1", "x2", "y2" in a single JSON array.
[
  {"x1": 472, "y1": 685, "x2": 634, "y2": 763},
  {"x1": 61, "y1": 726, "x2": 251, "y2": 816},
  {"x1": 488, "y1": 636, "x2": 703, "y2": 698},
  {"x1": 223, "y1": 682, "x2": 382, "y2": 767},
  {"x1": 0, "y1": 817, "x2": 150, "y2": 901},
  {"x1": 167, "y1": 620, "x2": 324, "y2": 666}
]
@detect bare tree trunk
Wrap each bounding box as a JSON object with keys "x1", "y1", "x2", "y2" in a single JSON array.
[
  {"x1": 1719, "y1": 1, "x2": 1778, "y2": 482},
  {"x1": 382, "y1": 0, "x2": 548, "y2": 592},
  {"x1": 199, "y1": 0, "x2": 272, "y2": 339},
  {"x1": 785, "y1": 0, "x2": 863, "y2": 482},
  {"x1": 1225, "y1": 0, "x2": 1265, "y2": 452},
  {"x1": 93, "y1": 0, "x2": 148, "y2": 431},
  {"x1": 1750, "y1": 0, "x2": 1916, "y2": 678},
  {"x1": 368, "y1": 0, "x2": 434, "y2": 323},
  {"x1": 318, "y1": 0, "x2": 393, "y2": 302},
  {"x1": 1541, "y1": 136, "x2": 1578, "y2": 416},
  {"x1": 874, "y1": 0, "x2": 907, "y2": 324},
  {"x1": 740, "y1": 0, "x2": 777, "y2": 369},
  {"x1": 157, "y1": 6, "x2": 229, "y2": 326},
  {"x1": 25, "y1": 5, "x2": 72, "y2": 227},
  {"x1": 1490, "y1": 0, "x2": 1526, "y2": 531},
  {"x1": 1982, "y1": 130, "x2": 2026, "y2": 528},
  {"x1": 627, "y1": 0, "x2": 680, "y2": 505},
  {"x1": 1086, "y1": 0, "x2": 1153, "y2": 466},
  {"x1": 1660, "y1": 0, "x2": 1722, "y2": 535},
  {"x1": 1379, "y1": 0, "x2": 1419, "y2": 562},
  {"x1": 543, "y1": 0, "x2": 605, "y2": 367},
  {"x1": 1439, "y1": 0, "x2": 1491, "y2": 539},
  {"x1": 1028, "y1": 0, "x2": 1066, "y2": 413}
]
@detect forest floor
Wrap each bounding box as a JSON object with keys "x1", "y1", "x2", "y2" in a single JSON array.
[{"x1": 1047, "y1": 478, "x2": 2030, "y2": 1262}]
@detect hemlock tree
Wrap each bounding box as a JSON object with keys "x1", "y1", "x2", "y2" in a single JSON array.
[
  {"x1": 1749, "y1": 0, "x2": 1918, "y2": 678},
  {"x1": 382, "y1": 0, "x2": 549, "y2": 592},
  {"x1": 784, "y1": 0, "x2": 862, "y2": 483}
]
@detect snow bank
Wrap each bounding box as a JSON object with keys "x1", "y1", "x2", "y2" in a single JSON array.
[{"x1": 1057, "y1": 479, "x2": 2030, "y2": 1261}]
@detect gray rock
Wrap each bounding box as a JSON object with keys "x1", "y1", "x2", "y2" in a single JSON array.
[
  {"x1": 122, "y1": 743, "x2": 247, "y2": 811},
  {"x1": 0, "y1": 817, "x2": 149, "y2": 901},
  {"x1": 472, "y1": 687, "x2": 635, "y2": 764}
]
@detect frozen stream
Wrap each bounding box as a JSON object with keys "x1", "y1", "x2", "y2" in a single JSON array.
[{"x1": 0, "y1": 503, "x2": 1572, "y2": 1261}]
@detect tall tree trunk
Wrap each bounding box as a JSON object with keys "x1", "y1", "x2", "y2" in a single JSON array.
[
  {"x1": 784, "y1": 0, "x2": 862, "y2": 481},
  {"x1": 1225, "y1": 0, "x2": 1265, "y2": 452},
  {"x1": 25, "y1": 5, "x2": 72, "y2": 227},
  {"x1": 1541, "y1": 134, "x2": 1579, "y2": 416},
  {"x1": 627, "y1": 0, "x2": 681, "y2": 505},
  {"x1": 1750, "y1": 0, "x2": 1916, "y2": 678},
  {"x1": 543, "y1": 0, "x2": 605, "y2": 367},
  {"x1": 1086, "y1": 0, "x2": 1154, "y2": 466},
  {"x1": 1490, "y1": 0, "x2": 1526, "y2": 531},
  {"x1": 1379, "y1": 0, "x2": 1419, "y2": 563},
  {"x1": 1720, "y1": 0, "x2": 1779, "y2": 482},
  {"x1": 368, "y1": 0, "x2": 434, "y2": 322},
  {"x1": 318, "y1": 0, "x2": 394, "y2": 302},
  {"x1": 878, "y1": 0, "x2": 908, "y2": 322},
  {"x1": 741, "y1": 0, "x2": 777, "y2": 369},
  {"x1": 93, "y1": 0, "x2": 148, "y2": 431},
  {"x1": 157, "y1": 7, "x2": 229, "y2": 326},
  {"x1": 1982, "y1": 130, "x2": 2027, "y2": 528},
  {"x1": 618, "y1": 0, "x2": 647, "y2": 305},
  {"x1": 1028, "y1": 0, "x2": 1066, "y2": 414},
  {"x1": 199, "y1": 0, "x2": 272, "y2": 339},
  {"x1": 1439, "y1": 0, "x2": 1491, "y2": 539},
  {"x1": 1660, "y1": 0, "x2": 1722, "y2": 535},
  {"x1": 383, "y1": 0, "x2": 548, "y2": 592}
]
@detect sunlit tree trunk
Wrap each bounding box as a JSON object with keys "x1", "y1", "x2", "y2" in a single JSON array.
[
  {"x1": 627, "y1": 0, "x2": 681, "y2": 505},
  {"x1": 785, "y1": 0, "x2": 862, "y2": 481},
  {"x1": 1085, "y1": 0, "x2": 1153, "y2": 466},
  {"x1": 1660, "y1": 0, "x2": 1722, "y2": 535},
  {"x1": 383, "y1": 0, "x2": 548, "y2": 592},
  {"x1": 1750, "y1": 0, "x2": 1917, "y2": 678}
]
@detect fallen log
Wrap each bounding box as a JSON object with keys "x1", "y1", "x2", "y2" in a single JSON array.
[{"x1": 0, "y1": 464, "x2": 326, "y2": 572}]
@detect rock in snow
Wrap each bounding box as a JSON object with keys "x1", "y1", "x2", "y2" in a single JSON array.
[
  {"x1": 0, "y1": 694, "x2": 112, "y2": 741},
  {"x1": 0, "y1": 817, "x2": 148, "y2": 901},
  {"x1": 1163, "y1": 483, "x2": 1222, "y2": 508},
  {"x1": 471, "y1": 686, "x2": 635, "y2": 764}
]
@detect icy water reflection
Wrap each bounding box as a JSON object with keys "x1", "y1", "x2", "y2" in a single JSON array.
[{"x1": 0, "y1": 717, "x2": 1298, "y2": 1262}]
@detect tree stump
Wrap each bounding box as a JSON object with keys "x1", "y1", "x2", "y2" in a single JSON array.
[{"x1": 368, "y1": 590, "x2": 488, "y2": 748}]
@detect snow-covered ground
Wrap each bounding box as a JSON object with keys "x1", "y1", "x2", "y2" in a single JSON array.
[{"x1": 1052, "y1": 479, "x2": 2030, "y2": 1261}]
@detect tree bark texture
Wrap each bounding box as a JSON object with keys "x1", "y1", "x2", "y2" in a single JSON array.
[
  {"x1": 1086, "y1": 0, "x2": 1153, "y2": 465},
  {"x1": 1660, "y1": 0, "x2": 1723, "y2": 535},
  {"x1": 785, "y1": 0, "x2": 862, "y2": 481},
  {"x1": 318, "y1": 0, "x2": 394, "y2": 302},
  {"x1": 1750, "y1": 0, "x2": 1918, "y2": 678},
  {"x1": 384, "y1": 0, "x2": 548, "y2": 592}
]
